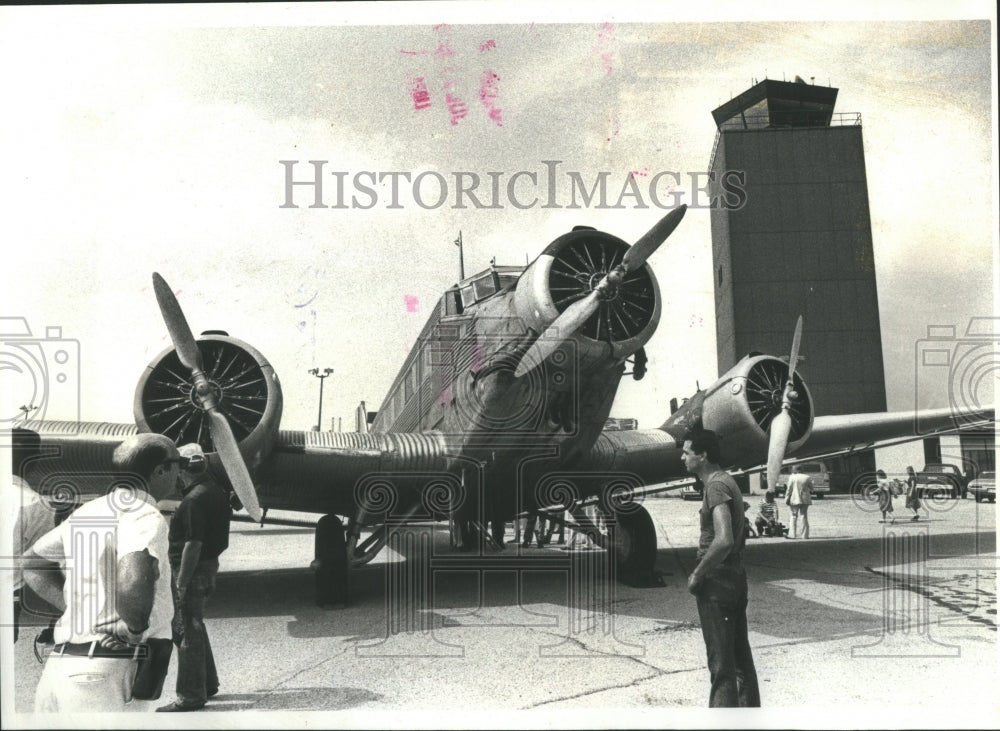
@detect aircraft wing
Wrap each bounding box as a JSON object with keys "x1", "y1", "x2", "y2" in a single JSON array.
[
  {"x1": 791, "y1": 407, "x2": 993, "y2": 461},
  {"x1": 577, "y1": 405, "x2": 993, "y2": 493}
]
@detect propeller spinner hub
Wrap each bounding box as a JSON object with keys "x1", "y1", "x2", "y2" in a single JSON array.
[
  {"x1": 588, "y1": 270, "x2": 621, "y2": 301},
  {"x1": 188, "y1": 379, "x2": 224, "y2": 410},
  {"x1": 766, "y1": 388, "x2": 783, "y2": 410}
]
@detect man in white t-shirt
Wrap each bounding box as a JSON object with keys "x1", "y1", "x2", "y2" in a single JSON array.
[
  {"x1": 4, "y1": 428, "x2": 56, "y2": 643},
  {"x1": 24, "y1": 433, "x2": 181, "y2": 712}
]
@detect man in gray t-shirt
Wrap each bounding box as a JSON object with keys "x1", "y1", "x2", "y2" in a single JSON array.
[{"x1": 682, "y1": 429, "x2": 760, "y2": 708}]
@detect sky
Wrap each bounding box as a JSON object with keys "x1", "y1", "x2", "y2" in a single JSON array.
[{"x1": 0, "y1": 2, "x2": 996, "y2": 436}]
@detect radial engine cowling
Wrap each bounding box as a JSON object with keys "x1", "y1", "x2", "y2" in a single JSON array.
[
  {"x1": 700, "y1": 354, "x2": 814, "y2": 469},
  {"x1": 513, "y1": 227, "x2": 661, "y2": 367},
  {"x1": 133, "y1": 334, "x2": 283, "y2": 473}
]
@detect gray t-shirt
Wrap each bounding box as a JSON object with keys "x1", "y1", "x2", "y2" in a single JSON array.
[{"x1": 697, "y1": 471, "x2": 746, "y2": 561}]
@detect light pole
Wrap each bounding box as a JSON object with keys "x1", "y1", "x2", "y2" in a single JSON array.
[
  {"x1": 308, "y1": 367, "x2": 333, "y2": 431},
  {"x1": 454, "y1": 231, "x2": 464, "y2": 280}
]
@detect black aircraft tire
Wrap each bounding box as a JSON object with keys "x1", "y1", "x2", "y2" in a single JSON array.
[
  {"x1": 608, "y1": 505, "x2": 660, "y2": 587},
  {"x1": 314, "y1": 514, "x2": 349, "y2": 607}
]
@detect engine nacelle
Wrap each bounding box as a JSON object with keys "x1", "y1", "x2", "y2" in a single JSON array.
[
  {"x1": 133, "y1": 334, "x2": 283, "y2": 473},
  {"x1": 513, "y1": 227, "x2": 661, "y2": 368},
  {"x1": 663, "y1": 353, "x2": 814, "y2": 469}
]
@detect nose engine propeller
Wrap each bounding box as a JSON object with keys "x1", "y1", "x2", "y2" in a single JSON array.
[
  {"x1": 152, "y1": 272, "x2": 263, "y2": 522},
  {"x1": 515, "y1": 205, "x2": 687, "y2": 378}
]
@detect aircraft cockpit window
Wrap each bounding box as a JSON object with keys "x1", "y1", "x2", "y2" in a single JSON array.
[
  {"x1": 496, "y1": 273, "x2": 519, "y2": 291},
  {"x1": 444, "y1": 290, "x2": 463, "y2": 316},
  {"x1": 472, "y1": 275, "x2": 497, "y2": 301},
  {"x1": 460, "y1": 285, "x2": 477, "y2": 308}
]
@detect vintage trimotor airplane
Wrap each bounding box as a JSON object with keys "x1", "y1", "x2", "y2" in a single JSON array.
[{"x1": 19, "y1": 204, "x2": 994, "y2": 590}]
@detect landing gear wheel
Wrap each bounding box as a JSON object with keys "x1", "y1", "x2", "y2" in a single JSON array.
[
  {"x1": 314, "y1": 514, "x2": 349, "y2": 608},
  {"x1": 591, "y1": 503, "x2": 662, "y2": 587}
]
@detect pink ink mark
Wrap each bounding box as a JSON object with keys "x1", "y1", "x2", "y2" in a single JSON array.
[
  {"x1": 410, "y1": 77, "x2": 431, "y2": 110},
  {"x1": 479, "y1": 71, "x2": 502, "y2": 127},
  {"x1": 479, "y1": 39, "x2": 496, "y2": 53},
  {"x1": 434, "y1": 24, "x2": 456, "y2": 58},
  {"x1": 630, "y1": 166, "x2": 650, "y2": 179},
  {"x1": 596, "y1": 22, "x2": 615, "y2": 75},
  {"x1": 605, "y1": 111, "x2": 620, "y2": 143},
  {"x1": 404, "y1": 294, "x2": 419, "y2": 312},
  {"x1": 445, "y1": 91, "x2": 468, "y2": 125},
  {"x1": 399, "y1": 49, "x2": 430, "y2": 56}
]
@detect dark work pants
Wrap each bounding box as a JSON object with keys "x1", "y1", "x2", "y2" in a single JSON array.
[
  {"x1": 694, "y1": 566, "x2": 761, "y2": 708},
  {"x1": 172, "y1": 559, "x2": 220, "y2": 706}
]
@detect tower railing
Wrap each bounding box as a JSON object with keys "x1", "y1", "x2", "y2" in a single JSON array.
[{"x1": 709, "y1": 112, "x2": 862, "y2": 170}]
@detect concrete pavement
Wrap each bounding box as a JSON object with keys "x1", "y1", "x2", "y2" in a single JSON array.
[{"x1": 6, "y1": 494, "x2": 997, "y2": 728}]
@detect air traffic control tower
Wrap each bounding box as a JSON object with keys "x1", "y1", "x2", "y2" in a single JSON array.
[{"x1": 709, "y1": 78, "x2": 888, "y2": 421}]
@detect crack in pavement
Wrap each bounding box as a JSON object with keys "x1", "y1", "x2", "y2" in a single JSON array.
[
  {"x1": 251, "y1": 647, "x2": 344, "y2": 708},
  {"x1": 520, "y1": 624, "x2": 699, "y2": 709}
]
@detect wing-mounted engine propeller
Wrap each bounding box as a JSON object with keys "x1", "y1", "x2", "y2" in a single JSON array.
[
  {"x1": 765, "y1": 315, "x2": 803, "y2": 492},
  {"x1": 514, "y1": 204, "x2": 687, "y2": 378},
  {"x1": 152, "y1": 272, "x2": 263, "y2": 521}
]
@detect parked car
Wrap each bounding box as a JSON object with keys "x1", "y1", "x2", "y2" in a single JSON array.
[
  {"x1": 680, "y1": 481, "x2": 703, "y2": 501},
  {"x1": 914, "y1": 463, "x2": 970, "y2": 500},
  {"x1": 968, "y1": 470, "x2": 996, "y2": 503},
  {"x1": 772, "y1": 461, "x2": 830, "y2": 498}
]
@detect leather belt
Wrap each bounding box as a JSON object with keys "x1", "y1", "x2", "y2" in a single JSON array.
[{"x1": 52, "y1": 641, "x2": 148, "y2": 659}]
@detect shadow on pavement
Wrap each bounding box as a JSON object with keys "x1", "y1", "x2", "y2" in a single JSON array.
[{"x1": 208, "y1": 527, "x2": 995, "y2": 645}]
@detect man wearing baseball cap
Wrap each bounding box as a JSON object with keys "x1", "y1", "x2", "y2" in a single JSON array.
[{"x1": 157, "y1": 442, "x2": 231, "y2": 712}]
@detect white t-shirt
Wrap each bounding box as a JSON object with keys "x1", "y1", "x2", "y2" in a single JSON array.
[
  {"x1": 2, "y1": 475, "x2": 55, "y2": 592},
  {"x1": 30, "y1": 487, "x2": 173, "y2": 644}
]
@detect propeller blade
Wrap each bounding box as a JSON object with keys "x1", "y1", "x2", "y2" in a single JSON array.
[
  {"x1": 766, "y1": 410, "x2": 792, "y2": 493},
  {"x1": 152, "y1": 272, "x2": 263, "y2": 522},
  {"x1": 152, "y1": 273, "x2": 203, "y2": 373},
  {"x1": 514, "y1": 290, "x2": 601, "y2": 378},
  {"x1": 621, "y1": 204, "x2": 687, "y2": 273},
  {"x1": 207, "y1": 410, "x2": 263, "y2": 522},
  {"x1": 767, "y1": 316, "x2": 805, "y2": 490},
  {"x1": 786, "y1": 315, "x2": 803, "y2": 390}
]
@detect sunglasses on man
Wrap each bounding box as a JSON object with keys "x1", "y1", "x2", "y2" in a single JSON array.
[{"x1": 161, "y1": 455, "x2": 206, "y2": 472}]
